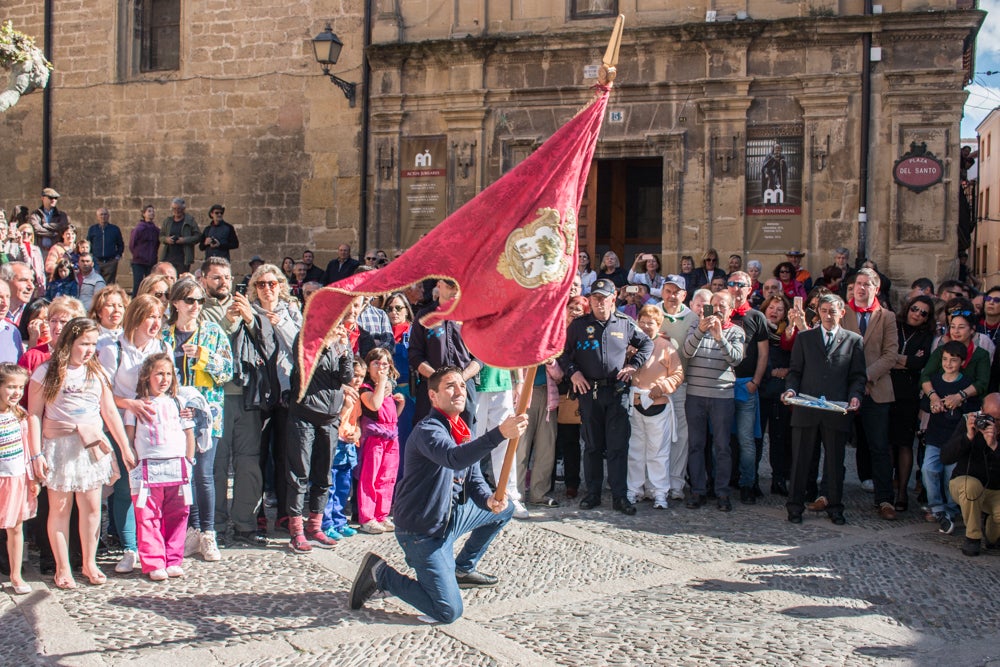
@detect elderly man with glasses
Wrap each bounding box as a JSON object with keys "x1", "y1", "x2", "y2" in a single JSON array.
[
  {"x1": 30, "y1": 187, "x2": 70, "y2": 252},
  {"x1": 160, "y1": 197, "x2": 200, "y2": 275},
  {"x1": 199, "y1": 204, "x2": 239, "y2": 262}
]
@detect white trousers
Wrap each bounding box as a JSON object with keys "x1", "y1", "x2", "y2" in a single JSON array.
[
  {"x1": 627, "y1": 400, "x2": 675, "y2": 498},
  {"x1": 474, "y1": 389, "x2": 520, "y2": 502}
]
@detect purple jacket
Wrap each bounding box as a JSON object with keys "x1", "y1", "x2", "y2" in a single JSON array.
[{"x1": 129, "y1": 219, "x2": 160, "y2": 266}]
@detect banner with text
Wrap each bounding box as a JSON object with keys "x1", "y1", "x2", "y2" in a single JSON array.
[
  {"x1": 745, "y1": 125, "x2": 803, "y2": 253},
  {"x1": 400, "y1": 135, "x2": 448, "y2": 248}
]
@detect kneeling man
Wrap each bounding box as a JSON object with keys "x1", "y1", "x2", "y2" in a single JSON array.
[{"x1": 349, "y1": 365, "x2": 528, "y2": 623}]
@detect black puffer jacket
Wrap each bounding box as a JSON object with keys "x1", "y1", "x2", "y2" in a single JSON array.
[{"x1": 288, "y1": 334, "x2": 354, "y2": 426}]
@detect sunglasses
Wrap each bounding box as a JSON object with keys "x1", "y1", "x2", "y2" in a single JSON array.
[
  {"x1": 908, "y1": 305, "x2": 930, "y2": 317},
  {"x1": 705, "y1": 258, "x2": 717, "y2": 262},
  {"x1": 727, "y1": 281, "x2": 748, "y2": 288},
  {"x1": 985, "y1": 296, "x2": 1000, "y2": 304},
  {"x1": 387, "y1": 305, "x2": 407, "y2": 312},
  {"x1": 256, "y1": 280, "x2": 279, "y2": 290},
  {"x1": 365, "y1": 256, "x2": 377, "y2": 261},
  {"x1": 779, "y1": 269, "x2": 791, "y2": 274},
  {"x1": 949, "y1": 309, "x2": 973, "y2": 318},
  {"x1": 181, "y1": 296, "x2": 205, "y2": 306}
]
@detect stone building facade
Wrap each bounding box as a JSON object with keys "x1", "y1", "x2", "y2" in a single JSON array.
[
  {"x1": 975, "y1": 108, "x2": 1000, "y2": 287},
  {"x1": 0, "y1": 0, "x2": 983, "y2": 297}
]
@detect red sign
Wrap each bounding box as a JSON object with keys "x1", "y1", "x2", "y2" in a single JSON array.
[{"x1": 893, "y1": 146, "x2": 943, "y2": 193}]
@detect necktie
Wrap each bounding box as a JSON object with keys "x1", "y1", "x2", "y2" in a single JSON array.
[
  {"x1": 859, "y1": 312, "x2": 869, "y2": 336},
  {"x1": 825, "y1": 331, "x2": 834, "y2": 354}
]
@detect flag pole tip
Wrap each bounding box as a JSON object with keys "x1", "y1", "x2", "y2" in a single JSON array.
[{"x1": 598, "y1": 15, "x2": 624, "y2": 87}]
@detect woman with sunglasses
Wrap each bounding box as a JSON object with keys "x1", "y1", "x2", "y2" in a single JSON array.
[
  {"x1": 162, "y1": 278, "x2": 233, "y2": 563},
  {"x1": 689, "y1": 248, "x2": 722, "y2": 293},
  {"x1": 887, "y1": 295, "x2": 936, "y2": 512},
  {"x1": 247, "y1": 264, "x2": 302, "y2": 534},
  {"x1": 773, "y1": 261, "x2": 806, "y2": 301},
  {"x1": 383, "y1": 292, "x2": 416, "y2": 448}
]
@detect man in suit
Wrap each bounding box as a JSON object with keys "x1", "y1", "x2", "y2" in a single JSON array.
[
  {"x1": 842, "y1": 267, "x2": 899, "y2": 520},
  {"x1": 783, "y1": 293, "x2": 866, "y2": 525}
]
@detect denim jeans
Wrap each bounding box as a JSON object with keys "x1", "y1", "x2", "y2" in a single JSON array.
[
  {"x1": 921, "y1": 444, "x2": 958, "y2": 518},
  {"x1": 734, "y1": 390, "x2": 759, "y2": 487},
  {"x1": 378, "y1": 500, "x2": 513, "y2": 624},
  {"x1": 111, "y1": 444, "x2": 137, "y2": 551},
  {"x1": 188, "y1": 437, "x2": 218, "y2": 532}
]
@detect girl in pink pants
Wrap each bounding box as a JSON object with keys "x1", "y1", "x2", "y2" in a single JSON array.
[
  {"x1": 357, "y1": 348, "x2": 405, "y2": 534},
  {"x1": 125, "y1": 353, "x2": 195, "y2": 581}
]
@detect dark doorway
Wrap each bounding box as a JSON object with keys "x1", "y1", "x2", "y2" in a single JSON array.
[{"x1": 594, "y1": 158, "x2": 663, "y2": 270}]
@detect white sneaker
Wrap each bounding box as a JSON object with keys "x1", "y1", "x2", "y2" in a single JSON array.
[
  {"x1": 200, "y1": 531, "x2": 222, "y2": 562},
  {"x1": 149, "y1": 569, "x2": 168, "y2": 581},
  {"x1": 115, "y1": 549, "x2": 138, "y2": 573},
  {"x1": 184, "y1": 527, "x2": 201, "y2": 557},
  {"x1": 653, "y1": 495, "x2": 668, "y2": 510},
  {"x1": 626, "y1": 491, "x2": 639, "y2": 504},
  {"x1": 511, "y1": 499, "x2": 530, "y2": 520},
  {"x1": 861, "y1": 479, "x2": 875, "y2": 492},
  {"x1": 359, "y1": 521, "x2": 384, "y2": 534},
  {"x1": 379, "y1": 518, "x2": 395, "y2": 532},
  {"x1": 165, "y1": 565, "x2": 185, "y2": 578}
]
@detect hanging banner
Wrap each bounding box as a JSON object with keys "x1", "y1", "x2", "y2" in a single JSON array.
[
  {"x1": 745, "y1": 125, "x2": 803, "y2": 253},
  {"x1": 400, "y1": 135, "x2": 448, "y2": 248}
]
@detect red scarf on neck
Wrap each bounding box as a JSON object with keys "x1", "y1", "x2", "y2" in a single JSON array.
[
  {"x1": 847, "y1": 297, "x2": 880, "y2": 313},
  {"x1": 732, "y1": 301, "x2": 751, "y2": 317},
  {"x1": 436, "y1": 409, "x2": 470, "y2": 444},
  {"x1": 391, "y1": 322, "x2": 409, "y2": 344}
]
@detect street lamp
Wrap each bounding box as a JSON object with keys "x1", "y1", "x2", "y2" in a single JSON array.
[{"x1": 312, "y1": 23, "x2": 357, "y2": 107}]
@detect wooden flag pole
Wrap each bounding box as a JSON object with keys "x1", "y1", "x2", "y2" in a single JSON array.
[
  {"x1": 493, "y1": 365, "x2": 537, "y2": 502},
  {"x1": 494, "y1": 16, "x2": 621, "y2": 502}
]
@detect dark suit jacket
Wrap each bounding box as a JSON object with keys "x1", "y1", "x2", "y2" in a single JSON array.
[
  {"x1": 785, "y1": 326, "x2": 867, "y2": 431},
  {"x1": 324, "y1": 257, "x2": 359, "y2": 285}
]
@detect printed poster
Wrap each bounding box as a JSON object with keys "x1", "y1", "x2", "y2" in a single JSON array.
[
  {"x1": 745, "y1": 125, "x2": 803, "y2": 253},
  {"x1": 400, "y1": 135, "x2": 448, "y2": 248}
]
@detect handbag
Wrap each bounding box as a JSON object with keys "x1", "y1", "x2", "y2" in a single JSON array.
[{"x1": 557, "y1": 393, "x2": 580, "y2": 425}]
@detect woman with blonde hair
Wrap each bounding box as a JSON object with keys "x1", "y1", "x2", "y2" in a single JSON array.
[
  {"x1": 247, "y1": 263, "x2": 301, "y2": 534},
  {"x1": 44, "y1": 225, "x2": 77, "y2": 280},
  {"x1": 136, "y1": 273, "x2": 171, "y2": 311},
  {"x1": 597, "y1": 250, "x2": 628, "y2": 288},
  {"x1": 98, "y1": 294, "x2": 169, "y2": 574}
]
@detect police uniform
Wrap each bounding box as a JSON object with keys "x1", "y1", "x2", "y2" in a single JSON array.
[{"x1": 561, "y1": 279, "x2": 653, "y2": 508}]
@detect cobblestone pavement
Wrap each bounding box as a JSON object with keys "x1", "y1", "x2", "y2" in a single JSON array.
[{"x1": 3, "y1": 468, "x2": 1000, "y2": 666}]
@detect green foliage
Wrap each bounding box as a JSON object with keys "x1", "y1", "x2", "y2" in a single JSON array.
[{"x1": 0, "y1": 21, "x2": 52, "y2": 70}]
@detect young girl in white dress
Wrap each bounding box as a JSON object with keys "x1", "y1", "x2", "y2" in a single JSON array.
[
  {"x1": 27, "y1": 318, "x2": 133, "y2": 589},
  {"x1": 0, "y1": 363, "x2": 36, "y2": 594}
]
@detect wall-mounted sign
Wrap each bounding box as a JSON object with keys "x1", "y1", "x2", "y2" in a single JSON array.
[
  {"x1": 893, "y1": 142, "x2": 944, "y2": 193},
  {"x1": 399, "y1": 135, "x2": 448, "y2": 248},
  {"x1": 745, "y1": 124, "x2": 803, "y2": 253},
  {"x1": 609, "y1": 110, "x2": 624, "y2": 123},
  {"x1": 583, "y1": 64, "x2": 599, "y2": 79}
]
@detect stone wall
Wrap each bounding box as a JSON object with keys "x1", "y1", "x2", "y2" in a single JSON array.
[{"x1": 0, "y1": 0, "x2": 365, "y2": 284}]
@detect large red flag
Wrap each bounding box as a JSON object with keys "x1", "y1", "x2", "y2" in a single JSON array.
[{"x1": 298, "y1": 87, "x2": 610, "y2": 396}]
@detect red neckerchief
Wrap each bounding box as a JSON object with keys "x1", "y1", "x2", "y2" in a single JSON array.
[
  {"x1": 346, "y1": 323, "x2": 361, "y2": 353},
  {"x1": 732, "y1": 301, "x2": 751, "y2": 317},
  {"x1": 964, "y1": 340, "x2": 975, "y2": 369},
  {"x1": 720, "y1": 320, "x2": 736, "y2": 330},
  {"x1": 391, "y1": 322, "x2": 409, "y2": 343},
  {"x1": 436, "y1": 409, "x2": 470, "y2": 444},
  {"x1": 848, "y1": 297, "x2": 880, "y2": 313}
]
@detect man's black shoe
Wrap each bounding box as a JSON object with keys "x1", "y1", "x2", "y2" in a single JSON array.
[
  {"x1": 829, "y1": 513, "x2": 846, "y2": 526},
  {"x1": 787, "y1": 512, "x2": 803, "y2": 524},
  {"x1": 349, "y1": 551, "x2": 386, "y2": 609},
  {"x1": 233, "y1": 530, "x2": 268, "y2": 546},
  {"x1": 717, "y1": 496, "x2": 732, "y2": 512},
  {"x1": 962, "y1": 537, "x2": 982, "y2": 557},
  {"x1": 456, "y1": 570, "x2": 499, "y2": 589},
  {"x1": 612, "y1": 498, "x2": 637, "y2": 516},
  {"x1": 685, "y1": 494, "x2": 704, "y2": 509},
  {"x1": 739, "y1": 487, "x2": 756, "y2": 505},
  {"x1": 579, "y1": 496, "x2": 601, "y2": 510},
  {"x1": 752, "y1": 483, "x2": 764, "y2": 498},
  {"x1": 771, "y1": 480, "x2": 789, "y2": 496}
]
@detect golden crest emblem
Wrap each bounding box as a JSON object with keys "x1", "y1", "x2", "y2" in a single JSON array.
[{"x1": 497, "y1": 207, "x2": 576, "y2": 289}]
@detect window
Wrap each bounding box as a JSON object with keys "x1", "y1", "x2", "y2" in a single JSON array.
[
  {"x1": 118, "y1": 0, "x2": 180, "y2": 78},
  {"x1": 985, "y1": 187, "x2": 991, "y2": 220},
  {"x1": 571, "y1": 0, "x2": 618, "y2": 20}
]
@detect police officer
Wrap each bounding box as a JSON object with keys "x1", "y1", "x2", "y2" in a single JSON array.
[{"x1": 561, "y1": 278, "x2": 654, "y2": 514}]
